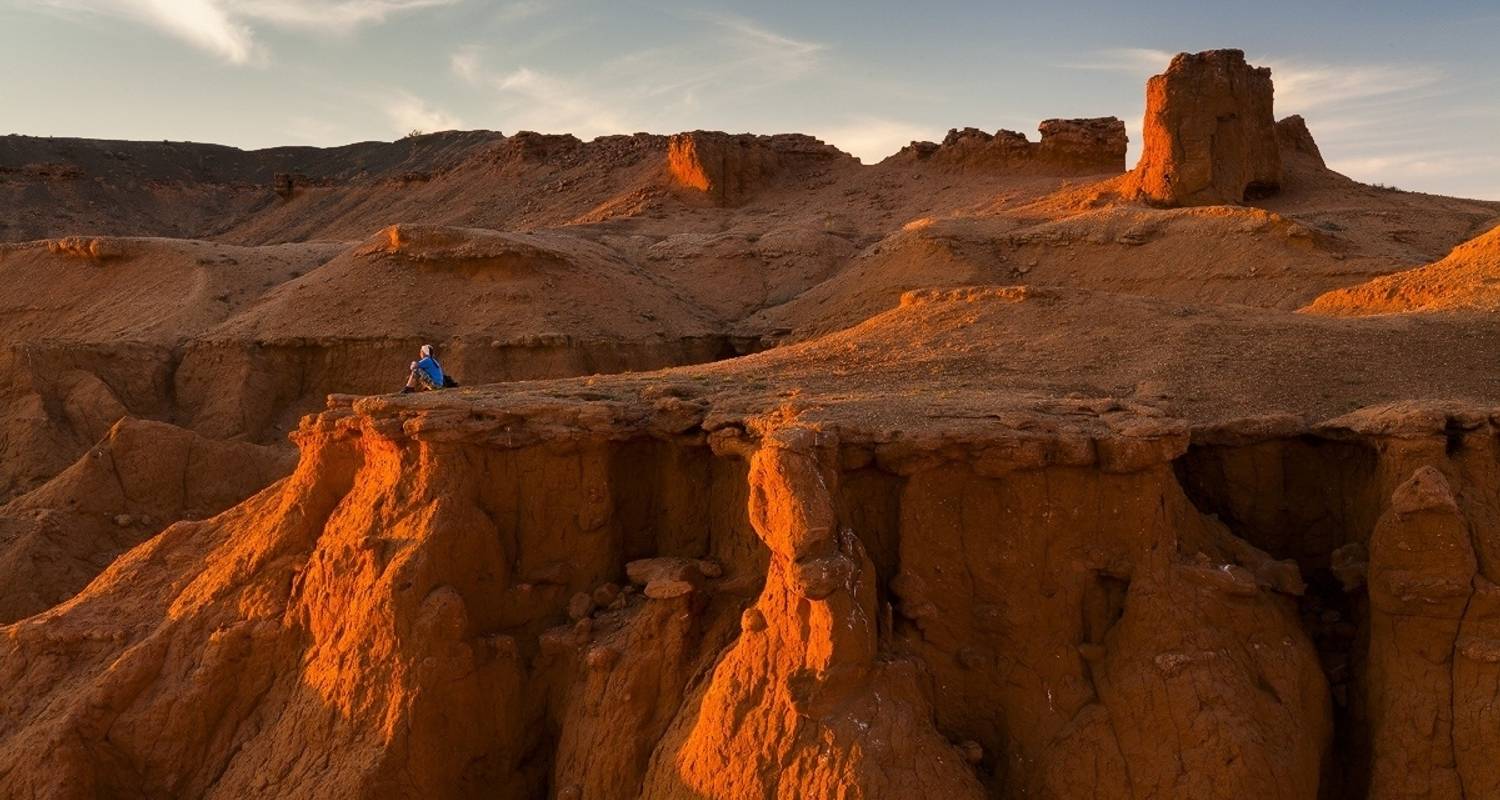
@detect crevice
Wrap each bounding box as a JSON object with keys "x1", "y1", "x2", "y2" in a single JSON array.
[{"x1": 1172, "y1": 434, "x2": 1381, "y2": 800}]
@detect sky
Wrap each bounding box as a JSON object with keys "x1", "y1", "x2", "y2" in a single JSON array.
[{"x1": 2, "y1": 0, "x2": 1498, "y2": 198}]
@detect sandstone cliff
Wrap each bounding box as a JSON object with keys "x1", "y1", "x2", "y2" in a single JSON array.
[
  {"x1": 1124, "y1": 49, "x2": 1282, "y2": 206},
  {"x1": 4, "y1": 287, "x2": 1500, "y2": 796}
]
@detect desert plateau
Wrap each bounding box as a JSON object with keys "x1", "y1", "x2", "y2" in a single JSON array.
[{"x1": 4, "y1": 6, "x2": 1500, "y2": 797}]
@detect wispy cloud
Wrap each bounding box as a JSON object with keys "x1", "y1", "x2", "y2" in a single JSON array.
[
  {"x1": 1329, "y1": 152, "x2": 1500, "y2": 178},
  {"x1": 28, "y1": 0, "x2": 457, "y2": 64},
  {"x1": 1270, "y1": 61, "x2": 1444, "y2": 114},
  {"x1": 1061, "y1": 47, "x2": 1175, "y2": 73},
  {"x1": 450, "y1": 12, "x2": 828, "y2": 138},
  {"x1": 383, "y1": 89, "x2": 463, "y2": 134}
]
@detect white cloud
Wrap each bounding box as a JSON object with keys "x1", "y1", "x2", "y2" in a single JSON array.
[
  {"x1": 811, "y1": 117, "x2": 936, "y2": 164},
  {"x1": 384, "y1": 90, "x2": 463, "y2": 134},
  {"x1": 1269, "y1": 61, "x2": 1443, "y2": 114},
  {"x1": 450, "y1": 45, "x2": 484, "y2": 85},
  {"x1": 1329, "y1": 152, "x2": 1500, "y2": 180},
  {"x1": 451, "y1": 13, "x2": 828, "y2": 137},
  {"x1": 28, "y1": 0, "x2": 457, "y2": 64},
  {"x1": 701, "y1": 12, "x2": 825, "y2": 81},
  {"x1": 237, "y1": 0, "x2": 456, "y2": 30},
  {"x1": 1061, "y1": 47, "x2": 1176, "y2": 73},
  {"x1": 488, "y1": 67, "x2": 628, "y2": 135}
]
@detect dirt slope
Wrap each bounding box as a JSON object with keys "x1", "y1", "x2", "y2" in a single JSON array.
[
  {"x1": 0, "y1": 417, "x2": 292, "y2": 623},
  {"x1": 1304, "y1": 223, "x2": 1500, "y2": 315}
]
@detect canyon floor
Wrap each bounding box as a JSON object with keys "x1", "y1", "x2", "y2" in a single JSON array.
[{"x1": 3, "y1": 49, "x2": 1500, "y2": 799}]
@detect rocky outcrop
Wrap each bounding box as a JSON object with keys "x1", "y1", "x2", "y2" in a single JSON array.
[
  {"x1": 894, "y1": 117, "x2": 1127, "y2": 173},
  {"x1": 43, "y1": 236, "x2": 127, "y2": 260},
  {"x1": 1276, "y1": 115, "x2": 1325, "y2": 168},
  {"x1": 1038, "y1": 117, "x2": 1130, "y2": 170},
  {"x1": 642, "y1": 428, "x2": 987, "y2": 798},
  {"x1": 1125, "y1": 49, "x2": 1281, "y2": 206},
  {"x1": 667, "y1": 131, "x2": 852, "y2": 206}
]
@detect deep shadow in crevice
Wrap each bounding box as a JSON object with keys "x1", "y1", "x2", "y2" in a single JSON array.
[{"x1": 1172, "y1": 435, "x2": 1381, "y2": 800}]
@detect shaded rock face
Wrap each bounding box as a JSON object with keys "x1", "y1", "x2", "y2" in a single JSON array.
[
  {"x1": 896, "y1": 117, "x2": 1127, "y2": 173},
  {"x1": 1128, "y1": 49, "x2": 1281, "y2": 206},
  {"x1": 1276, "y1": 114, "x2": 1326, "y2": 168},
  {"x1": 667, "y1": 131, "x2": 851, "y2": 206}
]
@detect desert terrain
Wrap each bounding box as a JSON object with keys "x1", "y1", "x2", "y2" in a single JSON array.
[{"x1": 3, "y1": 48, "x2": 1500, "y2": 798}]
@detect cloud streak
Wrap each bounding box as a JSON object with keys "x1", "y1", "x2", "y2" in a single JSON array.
[
  {"x1": 449, "y1": 12, "x2": 829, "y2": 139},
  {"x1": 28, "y1": 0, "x2": 457, "y2": 64},
  {"x1": 383, "y1": 89, "x2": 463, "y2": 134}
]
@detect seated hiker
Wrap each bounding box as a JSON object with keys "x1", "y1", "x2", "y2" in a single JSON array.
[{"x1": 403, "y1": 344, "x2": 448, "y2": 393}]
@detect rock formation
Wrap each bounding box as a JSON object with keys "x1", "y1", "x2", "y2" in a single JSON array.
[
  {"x1": 1276, "y1": 114, "x2": 1326, "y2": 168},
  {"x1": 893, "y1": 117, "x2": 1127, "y2": 173},
  {"x1": 667, "y1": 131, "x2": 852, "y2": 206},
  {"x1": 1125, "y1": 49, "x2": 1282, "y2": 206}
]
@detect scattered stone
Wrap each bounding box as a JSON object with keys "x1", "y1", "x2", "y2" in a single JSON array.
[
  {"x1": 591, "y1": 582, "x2": 620, "y2": 608},
  {"x1": 1078, "y1": 643, "x2": 1107, "y2": 663},
  {"x1": 626, "y1": 557, "x2": 708, "y2": 599},
  {"x1": 788, "y1": 554, "x2": 851, "y2": 600},
  {"x1": 1330, "y1": 543, "x2": 1368, "y2": 592},
  {"x1": 585, "y1": 645, "x2": 619, "y2": 671},
  {"x1": 566, "y1": 592, "x2": 594, "y2": 622},
  {"x1": 958, "y1": 740, "x2": 985, "y2": 765}
]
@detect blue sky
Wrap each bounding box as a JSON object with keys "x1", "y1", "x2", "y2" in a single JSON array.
[{"x1": 3, "y1": 1, "x2": 1498, "y2": 198}]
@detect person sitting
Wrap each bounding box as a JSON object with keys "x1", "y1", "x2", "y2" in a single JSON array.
[{"x1": 402, "y1": 344, "x2": 447, "y2": 393}]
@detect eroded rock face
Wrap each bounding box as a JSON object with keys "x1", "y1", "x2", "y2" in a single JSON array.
[
  {"x1": 28, "y1": 371, "x2": 1500, "y2": 800},
  {"x1": 667, "y1": 131, "x2": 851, "y2": 205},
  {"x1": 643, "y1": 427, "x2": 986, "y2": 799},
  {"x1": 894, "y1": 117, "x2": 1127, "y2": 173},
  {"x1": 1365, "y1": 467, "x2": 1486, "y2": 799},
  {"x1": 1038, "y1": 117, "x2": 1129, "y2": 171},
  {"x1": 1127, "y1": 49, "x2": 1281, "y2": 206}
]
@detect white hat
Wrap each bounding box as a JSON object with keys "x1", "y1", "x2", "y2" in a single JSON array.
[{"x1": 420, "y1": 344, "x2": 433, "y2": 358}]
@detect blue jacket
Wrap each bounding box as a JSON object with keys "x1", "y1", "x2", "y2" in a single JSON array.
[{"x1": 415, "y1": 356, "x2": 444, "y2": 385}]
